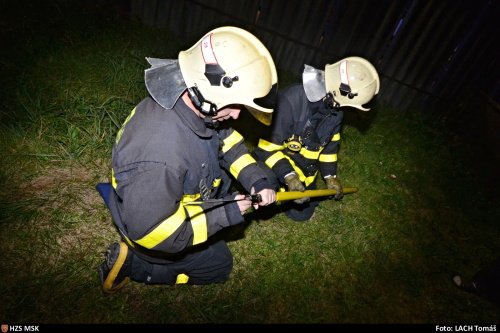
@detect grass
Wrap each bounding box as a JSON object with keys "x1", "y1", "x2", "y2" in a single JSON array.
[{"x1": 1, "y1": 0, "x2": 499, "y2": 324}]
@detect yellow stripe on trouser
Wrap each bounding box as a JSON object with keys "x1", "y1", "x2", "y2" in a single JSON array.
[
  {"x1": 176, "y1": 273, "x2": 189, "y2": 284},
  {"x1": 221, "y1": 131, "x2": 244, "y2": 153},
  {"x1": 229, "y1": 154, "x2": 255, "y2": 179}
]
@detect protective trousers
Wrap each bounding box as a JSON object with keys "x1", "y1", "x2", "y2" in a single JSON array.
[{"x1": 129, "y1": 239, "x2": 233, "y2": 285}]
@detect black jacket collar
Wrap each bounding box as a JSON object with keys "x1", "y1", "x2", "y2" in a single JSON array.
[{"x1": 173, "y1": 96, "x2": 213, "y2": 138}]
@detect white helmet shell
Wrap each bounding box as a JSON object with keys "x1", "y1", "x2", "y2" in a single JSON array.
[
  {"x1": 178, "y1": 26, "x2": 278, "y2": 125},
  {"x1": 324, "y1": 56, "x2": 380, "y2": 111}
]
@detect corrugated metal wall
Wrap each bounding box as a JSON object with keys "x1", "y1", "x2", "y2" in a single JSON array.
[{"x1": 130, "y1": 0, "x2": 499, "y2": 113}]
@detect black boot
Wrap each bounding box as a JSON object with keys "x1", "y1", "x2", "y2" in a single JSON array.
[{"x1": 98, "y1": 242, "x2": 132, "y2": 293}]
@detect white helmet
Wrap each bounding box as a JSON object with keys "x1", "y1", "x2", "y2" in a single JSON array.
[
  {"x1": 303, "y1": 56, "x2": 380, "y2": 111},
  {"x1": 178, "y1": 26, "x2": 278, "y2": 125}
]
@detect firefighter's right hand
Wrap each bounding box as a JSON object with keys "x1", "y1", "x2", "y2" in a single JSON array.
[
  {"x1": 251, "y1": 187, "x2": 276, "y2": 210},
  {"x1": 284, "y1": 173, "x2": 309, "y2": 204}
]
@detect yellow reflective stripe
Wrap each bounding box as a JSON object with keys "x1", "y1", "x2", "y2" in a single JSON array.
[
  {"x1": 265, "y1": 151, "x2": 286, "y2": 168},
  {"x1": 222, "y1": 130, "x2": 244, "y2": 153},
  {"x1": 176, "y1": 273, "x2": 189, "y2": 284},
  {"x1": 185, "y1": 205, "x2": 207, "y2": 245},
  {"x1": 319, "y1": 153, "x2": 337, "y2": 162},
  {"x1": 283, "y1": 155, "x2": 317, "y2": 187},
  {"x1": 332, "y1": 133, "x2": 340, "y2": 141},
  {"x1": 116, "y1": 107, "x2": 137, "y2": 144},
  {"x1": 212, "y1": 178, "x2": 221, "y2": 188},
  {"x1": 121, "y1": 233, "x2": 135, "y2": 248},
  {"x1": 258, "y1": 138, "x2": 284, "y2": 152},
  {"x1": 304, "y1": 175, "x2": 316, "y2": 186},
  {"x1": 135, "y1": 204, "x2": 187, "y2": 249},
  {"x1": 282, "y1": 155, "x2": 305, "y2": 180},
  {"x1": 181, "y1": 194, "x2": 201, "y2": 203},
  {"x1": 229, "y1": 154, "x2": 255, "y2": 179},
  {"x1": 299, "y1": 147, "x2": 321, "y2": 160},
  {"x1": 111, "y1": 168, "x2": 117, "y2": 189}
]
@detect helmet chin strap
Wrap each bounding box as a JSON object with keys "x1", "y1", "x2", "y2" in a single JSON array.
[
  {"x1": 323, "y1": 92, "x2": 340, "y2": 110},
  {"x1": 203, "y1": 115, "x2": 219, "y2": 129},
  {"x1": 187, "y1": 86, "x2": 218, "y2": 116}
]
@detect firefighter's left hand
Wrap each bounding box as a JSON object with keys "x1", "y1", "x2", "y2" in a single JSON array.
[
  {"x1": 325, "y1": 177, "x2": 343, "y2": 200},
  {"x1": 235, "y1": 194, "x2": 253, "y2": 214},
  {"x1": 252, "y1": 187, "x2": 276, "y2": 209}
]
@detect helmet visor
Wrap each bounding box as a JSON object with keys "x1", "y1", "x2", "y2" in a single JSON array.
[{"x1": 302, "y1": 65, "x2": 327, "y2": 102}]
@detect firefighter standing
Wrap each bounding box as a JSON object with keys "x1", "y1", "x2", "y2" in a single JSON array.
[
  {"x1": 253, "y1": 57, "x2": 380, "y2": 221},
  {"x1": 98, "y1": 27, "x2": 278, "y2": 292}
]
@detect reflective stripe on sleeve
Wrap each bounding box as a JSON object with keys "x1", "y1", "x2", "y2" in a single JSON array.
[
  {"x1": 264, "y1": 151, "x2": 287, "y2": 168},
  {"x1": 221, "y1": 131, "x2": 244, "y2": 154},
  {"x1": 319, "y1": 153, "x2": 338, "y2": 162},
  {"x1": 229, "y1": 154, "x2": 255, "y2": 179}
]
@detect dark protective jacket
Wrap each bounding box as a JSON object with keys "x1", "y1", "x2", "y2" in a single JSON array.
[
  {"x1": 253, "y1": 84, "x2": 343, "y2": 187},
  {"x1": 108, "y1": 96, "x2": 271, "y2": 255}
]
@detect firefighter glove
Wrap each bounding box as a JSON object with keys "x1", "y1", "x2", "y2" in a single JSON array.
[
  {"x1": 325, "y1": 176, "x2": 343, "y2": 200},
  {"x1": 284, "y1": 173, "x2": 309, "y2": 204}
]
